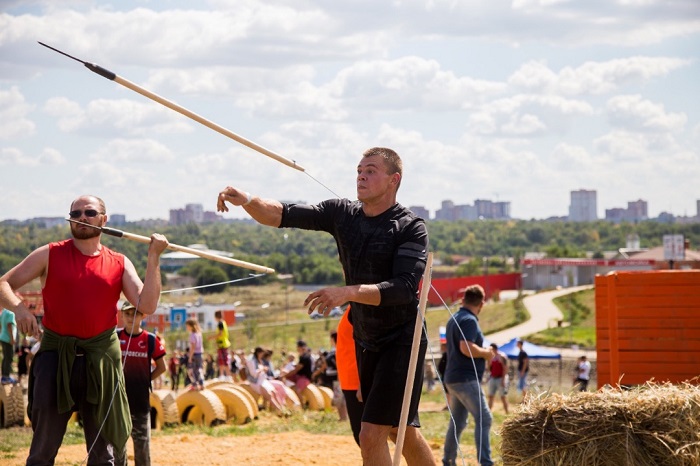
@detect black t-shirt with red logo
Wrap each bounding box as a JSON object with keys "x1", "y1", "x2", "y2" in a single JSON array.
[{"x1": 118, "y1": 329, "x2": 166, "y2": 413}]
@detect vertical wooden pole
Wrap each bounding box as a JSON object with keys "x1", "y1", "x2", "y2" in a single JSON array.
[{"x1": 392, "y1": 253, "x2": 433, "y2": 466}]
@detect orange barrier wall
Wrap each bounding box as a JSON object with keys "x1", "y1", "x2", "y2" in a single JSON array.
[{"x1": 595, "y1": 270, "x2": 700, "y2": 388}]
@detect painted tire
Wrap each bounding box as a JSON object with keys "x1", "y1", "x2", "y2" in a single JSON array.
[
  {"x1": 150, "y1": 389, "x2": 180, "y2": 429},
  {"x1": 0, "y1": 383, "x2": 24, "y2": 428},
  {"x1": 176, "y1": 389, "x2": 226, "y2": 426},
  {"x1": 210, "y1": 386, "x2": 255, "y2": 425},
  {"x1": 300, "y1": 384, "x2": 324, "y2": 411}
]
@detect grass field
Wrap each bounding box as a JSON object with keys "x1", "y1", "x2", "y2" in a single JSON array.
[{"x1": 160, "y1": 282, "x2": 530, "y2": 357}]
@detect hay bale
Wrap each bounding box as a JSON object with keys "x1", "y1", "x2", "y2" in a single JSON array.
[{"x1": 500, "y1": 382, "x2": 700, "y2": 466}]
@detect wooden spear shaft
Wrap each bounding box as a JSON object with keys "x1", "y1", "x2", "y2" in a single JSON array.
[
  {"x1": 392, "y1": 252, "x2": 433, "y2": 466},
  {"x1": 68, "y1": 219, "x2": 275, "y2": 274},
  {"x1": 38, "y1": 41, "x2": 305, "y2": 173}
]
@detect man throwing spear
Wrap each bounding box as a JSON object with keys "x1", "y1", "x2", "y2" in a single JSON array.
[
  {"x1": 218, "y1": 147, "x2": 434, "y2": 466},
  {"x1": 0, "y1": 194, "x2": 168, "y2": 465}
]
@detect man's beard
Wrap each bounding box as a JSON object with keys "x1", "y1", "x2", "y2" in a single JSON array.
[{"x1": 71, "y1": 224, "x2": 102, "y2": 240}]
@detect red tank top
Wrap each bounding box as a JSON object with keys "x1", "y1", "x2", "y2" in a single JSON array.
[
  {"x1": 490, "y1": 356, "x2": 505, "y2": 378},
  {"x1": 43, "y1": 239, "x2": 125, "y2": 338}
]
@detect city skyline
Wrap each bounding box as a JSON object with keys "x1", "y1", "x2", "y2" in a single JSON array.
[
  {"x1": 4, "y1": 193, "x2": 699, "y2": 225},
  {"x1": 1, "y1": 2, "x2": 699, "y2": 221}
]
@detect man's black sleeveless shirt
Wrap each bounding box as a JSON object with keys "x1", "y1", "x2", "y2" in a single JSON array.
[{"x1": 280, "y1": 198, "x2": 428, "y2": 352}]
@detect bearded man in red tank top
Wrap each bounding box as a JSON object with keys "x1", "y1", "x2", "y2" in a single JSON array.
[{"x1": 0, "y1": 195, "x2": 168, "y2": 466}]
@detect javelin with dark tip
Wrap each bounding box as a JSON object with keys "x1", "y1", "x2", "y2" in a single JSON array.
[
  {"x1": 67, "y1": 218, "x2": 275, "y2": 274},
  {"x1": 39, "y1": 41, "x2": 305, "y2": 172}
]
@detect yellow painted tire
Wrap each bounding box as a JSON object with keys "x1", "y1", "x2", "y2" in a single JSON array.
[
  {"x1": 229, "y1": 384, "x2": 259, "y2": 418},
  {"x1": 238, "y1": 382, "x2": 263, "y2": 409},
  {"x1": 317, "y1": 385, "x2": 334, "y2": 411},
  {"x1": 210, "y1": 386, "x2": 255, "y2": 425},
  {"x1": 300, "y1": 384, "x2": 324, "y2": 411},
  {"x1": 282, "y1": 385, "x2": 302, "y2": 411},
  {"x1": 176, "y1": 389, "x2": 226, "y2": 426},
  {"x1": 203, "y1": 379, "x2": 229, "y2": 389},
  {"x1": 150, "y1": 390, "x2": 180, "y2": 429},
  {"x1": 0, "y1": 383, "x2": 24, "y2": 428}
]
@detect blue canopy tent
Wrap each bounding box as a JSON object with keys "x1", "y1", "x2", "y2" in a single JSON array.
[
  {"x1": 498, "y1": 338, "x2": 561, "y2": 360},
  {"x1": 498, "y1": 338, "x2": 563, "y2": 388}
]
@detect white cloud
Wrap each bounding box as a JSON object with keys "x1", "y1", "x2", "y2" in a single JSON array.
[
  {"x1": 0, "y1": 147, "x2": 35, "y2": 166},
  {"x1": 467, "y1": 94, "x2": 594, "y2": 137},
  {"x1": 509, "y1": 57, "x2": 691, "y2": 95},
  {"x1": 42, "y1": 96, "x2": 192, "y2": 136},
  {"x1": 0, "y1": 145, "x2": 65, "y2": 166},
  {"x1": 606, "y1": 94, "x2": 687, "y2": 133},
  {"x1": 38, "y1": 147, "x2": 66, "y2": 165},
  {"x1": 0, "y1": 86, "x2": 35, "y2": 139},
  {"x1": 593, "y1": 130, "x2": 673, "y2": 161},
  {"x1": 90, "y1": 138, "x2": 175, "y2": 163}
]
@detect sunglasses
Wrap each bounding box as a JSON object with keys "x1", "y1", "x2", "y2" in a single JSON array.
[{"x1": 69, "y1": 209, "x2": 102, "y2": 219}]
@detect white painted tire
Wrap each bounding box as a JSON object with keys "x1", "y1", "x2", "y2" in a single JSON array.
[{"x1": 150, "y1": 389, "x2": 180, "y2": 429}]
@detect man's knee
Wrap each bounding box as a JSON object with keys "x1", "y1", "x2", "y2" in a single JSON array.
[{"x1": 359, "y1": 422, "x2": 391, "y2": 449}]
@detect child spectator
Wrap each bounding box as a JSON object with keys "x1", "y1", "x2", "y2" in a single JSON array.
[
  {"x1": 247, "y1": 347, "x2": 287, "y2": 413},
  {"x1": 16, "y1": 335, "x2": 32, "y2": 386},
  {"x1": 210, "y1": 311, "x2": 232, "y2": 381},
  {"x1": 229, "y1": 349, "x2": 240, "y2": 382},
  {"x1": 1, "y1": 308, "x2": 17, "y2": 384},
  {"x1": 280, "y1": 340, "x2": 313, "y2": 396},
  {"x1": 186, "y1": 319, "x2": 205, "y2": 391},
  {"x1": 204, "y1": 353, "x2": 215, "y2": 380},
  {"x1": 326, "y1": 331, "x2": 347, "y2": 421},
  {"x1": 115, "y1": 302, "x2": 166, "y2": 466},
  {"x1": 168, "y1": 350, "x2": 180, "y2": 390},
  {"x1": 179, "y1": 349, "x2": 190, "y2": 387}
]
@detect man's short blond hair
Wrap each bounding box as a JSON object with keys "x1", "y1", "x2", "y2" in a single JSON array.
[{"x1": 363, "y1": 147, "x2": 403, "y2": 189}]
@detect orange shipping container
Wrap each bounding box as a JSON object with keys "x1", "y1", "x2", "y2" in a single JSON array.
[{"x1": 595, "y1": 270, "x2": 700, "y2": 388}]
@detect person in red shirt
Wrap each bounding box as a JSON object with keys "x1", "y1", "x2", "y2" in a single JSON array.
[
  {"x1": 0, "y1": 195, "x2": 168, "y2": 465},
  {"x1": 336, "y1": 306, "x2": 363, "y2": 446},
  {"x1": 115, "y1": 302, "x2": 166, "y2": 466},
  {"x1": 486, "y1": 343, "x2": 509, "y2": 414}
]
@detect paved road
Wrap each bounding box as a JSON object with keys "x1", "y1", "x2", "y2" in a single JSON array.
[{"x1": 486, "y1": 285, "x2": 597, "y2": 360}]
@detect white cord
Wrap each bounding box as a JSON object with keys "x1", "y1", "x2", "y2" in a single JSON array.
[
  {"x1": 82, "y1": 296, "x2": 140, "y2": 465},
  {"x1": 429, "y1": 283, "x2": 485, "y2": 466}
]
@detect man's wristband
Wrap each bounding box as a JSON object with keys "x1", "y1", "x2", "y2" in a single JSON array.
[{"x1": 242, "y1": 192, "x2": 253, "y2": 206}]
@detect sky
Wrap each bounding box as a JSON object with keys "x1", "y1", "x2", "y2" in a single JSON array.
[{"x1": 1, "y1": 0, "x2": 699, "y2": 222}]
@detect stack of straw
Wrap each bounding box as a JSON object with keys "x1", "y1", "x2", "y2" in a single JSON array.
[{"x1": 500, "y1": 382, "x2": 700, "y2": 465}]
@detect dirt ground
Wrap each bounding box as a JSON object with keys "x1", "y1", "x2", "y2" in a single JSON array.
[
  {"x1": 1, "y1": 357, "x2": 588, "y2": 466},
  {"x1": 1, "y1": 431, "x2": 451, "y2": 466}
]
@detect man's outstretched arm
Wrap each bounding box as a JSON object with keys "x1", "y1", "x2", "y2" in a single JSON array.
[{"x1": 217, "y1": 186, "x2": 283, "y2": 227}]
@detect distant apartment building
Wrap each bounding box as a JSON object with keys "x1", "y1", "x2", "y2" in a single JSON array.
[
  {"x1": 435, "y1": 199, "x2": 510, "y2": 221},
  {"x1": 169, "y1": 203, "x2": 221, "y2": 225},
  {"x1": 435, "y1": 200, "x2": 456, "y2": 221},
  {"x1": 409, "y1": 205, "x2": 430, "y2": 219},
  {"x1": 605, "y1": 199, "x2": 648, "y2": 223},
  {"x1": 569, "y1": 189, "x2": 597, "y2": 222},
  {"x1": 475, "y1": 199, "x2": 510, "y2": 219},
  {"x1": 109, "y1": 214, "x2": 127, "y2": 226}
]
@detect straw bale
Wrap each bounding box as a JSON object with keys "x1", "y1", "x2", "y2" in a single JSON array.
[{"x1": 500, "y1": 382, "x2": 700, "y2": 466}]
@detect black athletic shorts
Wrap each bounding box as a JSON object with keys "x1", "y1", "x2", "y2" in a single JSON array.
[{"x1": 356, "y1": 340, "x2": 427, "y2": 427}]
